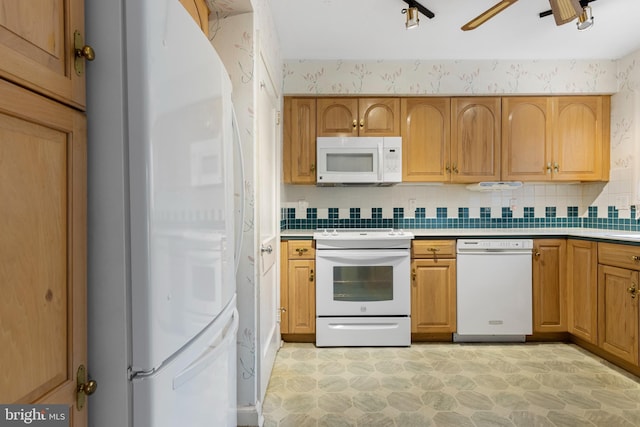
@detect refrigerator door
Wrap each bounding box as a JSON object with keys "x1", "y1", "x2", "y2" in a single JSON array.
[
  {"x1": 132, "y1": 298, "x2": 238, "y2": 427},
  {"x1": 126, "y1": 0, "x2": 235, "y2": 370}
]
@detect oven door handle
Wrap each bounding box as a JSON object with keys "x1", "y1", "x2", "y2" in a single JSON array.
[{"x1": 316, "y1": 249, "x2": 409, "y2": 261}]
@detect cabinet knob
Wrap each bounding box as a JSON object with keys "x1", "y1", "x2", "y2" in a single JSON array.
[
  {"x1": 445, "y1": 164, "x2": 451, "y2": 173},
  {"x1": 76, "y1": 364, "x2": 96, "y2": 410},
  {"x1": 553, "y1": 162, "x2": 559, "y2": 173},
  {"x1": 76, "y1": 45, "x2": 96, "y2": 61},
  {"x1": 452, "y1": 163, "x2": 459, "y2": 174},
  {"x1": 352, "y1": 119, "x2": 357, "y2": 128},
  {"x1": 546, "y1": 162, "x2": 552, "y2": 174},
  {"x1": 295, "y1": 247, "x2": 309, "y2": 256},
  {"x1": 359, "y1": 119, "x2": 364, "y2": 128},
  {"x1": 73, "y1": 30, "x2": 95, "y2": 76},
  {"x1": 411, "y1": 269, "x2": 416, "y2": 281},
  {"x1": 534, "y1": 251, "x2": 541, "y2": 257},
  {"x1": 310, "y1": 163, "x2": 316, "y2": 172},
  {"x1": 631, "y1": 255, "x2": 640, "y2": 261},
  {"x1": 627, "y1": 285, "x2": 637, "y2": 299},
  {"x1": 309, "y1": 269, "x2": 314, "y2": 282}
]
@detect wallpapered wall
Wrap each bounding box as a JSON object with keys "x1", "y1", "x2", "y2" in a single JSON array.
[
  {"x1": 282, "y1": 53, "x2": 640, "y2": 222},
  {"x1": 209, "y1": 0, "x2": 283, "y2": 420}
]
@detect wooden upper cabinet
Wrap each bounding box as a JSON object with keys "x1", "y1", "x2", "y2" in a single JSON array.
[
  {"x1": 450, "y1": 97, "x2": 501, "y2": 183},
  {"x1": 502, "y1": 97, "x2": 552, "y2": 181},
  {"x1": 553, "y1": 96, "x2": 609, "y2": 181},
  {"x1": 180, "y1": 0, "x2": 210, "y2": 37},
  {"x1": 283, "y1": 97, "x2": 316, "y2": 184},
  {"x1": 401, "y1": 98, "x2": 451, "y2": 182},
  {"x1": 502, "y1": 96, "x2": 610, "y2": 182},
  {"x1": 0, "y1": 0, "x2": 86, "y2": 109},
  {"x1": 359, "y1": 98, "x2": 401, "y2": 136},
  {"x1": 317, "y1": 97, "x2": 400, "y2": 137}
]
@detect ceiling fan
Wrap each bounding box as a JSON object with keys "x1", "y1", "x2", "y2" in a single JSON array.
[{"x1": 461, "y1": 0, "x2": 597, "y2": 31}]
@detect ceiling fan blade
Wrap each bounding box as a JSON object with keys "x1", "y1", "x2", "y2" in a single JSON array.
[
  {"x1": 461, "y1": 0, "x2": 518, "y2": 31},
  {"x1": 539, "y1": 0, "x2": 596, "y2": 19},
  {"x1": 548, "y1": 0, "x2": 583, "y2": 25}
]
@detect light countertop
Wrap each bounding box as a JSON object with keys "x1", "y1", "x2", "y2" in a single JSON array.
[{"x1": 280, "y1": 228, "x2": 640, "y2": 245}]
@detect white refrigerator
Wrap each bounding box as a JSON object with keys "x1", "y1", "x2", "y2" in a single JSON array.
[{"x1": 86, "y1": 0, "x2": 237, "y2": 426}]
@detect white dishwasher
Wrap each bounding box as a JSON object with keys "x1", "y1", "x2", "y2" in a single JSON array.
[{"x1": 455, "y1": 239, "x2": 533, "y2": 342}]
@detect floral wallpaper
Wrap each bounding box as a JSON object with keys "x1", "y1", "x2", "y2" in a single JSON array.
[
  {"x1": 282, "y1": 53, "x2": 640, "y2": 221},
  {"x1": 208, "y1": 0, "x2": 282, "y2": 422},
  {"x1": 282, "y1": 59, "x2": 617, "y2": 95}
]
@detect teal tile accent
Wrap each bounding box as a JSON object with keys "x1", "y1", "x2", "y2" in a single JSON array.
[{"x1": 281, "y1": 205, "x2": 640, "y2": 232}]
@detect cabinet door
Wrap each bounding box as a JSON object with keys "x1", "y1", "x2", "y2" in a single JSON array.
[
  {"x1": 450, "y1": 97, "x2": 501, "y2": 183},
  {"x1": 598, "y1": 264, "x2": 638, "y2": 364},
  {"x1": 287, "y1": 260, "x2": 316, "y2": 334},
  {"x1": 280, "y1": 242, "x2": 289, "y2": 334},
  {"x1": 317, "y1": 98, "x2": 358, "y2": 136},
  {"x1": 532, "y1": 239, "x2": 567, "y2": 333},
  {"x1": 358, "y1": 98, "x2": 400, "y2": 136},
  {"x1": 567, "y1": 240, "x2": 598, "y2": 344},
  {"x1": 283, "y1": 97, "x2": 316, "y2": 184},
  {"x1": 502, "y1": 97, "x2": 552, "y2": 181},
  {"x1": 401, "y1": 98, "x2": 450, "y2": 182},
  {"x1": 411, "y1": 259, "x2": 456, "y2": 333},
  {"x1": 179, "y1": 0, "x2": 210, "y2": 37},
  {"x1": 552, "y1": 96, "x2": 609, "y2": 181},
  {"x1": 0, "y1": 0, "x2": 86, "y2": 109},
  {"x1": 0, "y1": 80, "x2": 87, "y2": 425}
]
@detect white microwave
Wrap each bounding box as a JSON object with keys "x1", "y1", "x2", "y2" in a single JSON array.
[{"x1": 316, "y1": 137, "x2": 402, "y2": 185}]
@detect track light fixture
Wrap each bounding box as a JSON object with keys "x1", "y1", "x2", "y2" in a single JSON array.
[
  {"x1": 576, "y1": 5, "x2": 594, "y2": 30},
  {"x1": 399, "y1": 0, "x2": 434, "y2": 29},
  {"x1": 402, "y1": 6, "x2": 420, "y2": 29}
]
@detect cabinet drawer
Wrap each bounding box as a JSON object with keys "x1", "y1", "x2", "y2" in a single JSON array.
[
  {"x1": 412, "y1": 240, "x2": 456, "y2": 258},
  {"x1": 287, "y1": 240, "x2": 316, "y2": 259},
  {"x1": 598, "y1": 242, "x2": 640, "y2": 270}
]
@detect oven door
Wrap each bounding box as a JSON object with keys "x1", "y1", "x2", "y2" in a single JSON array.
[{"x1": 316, "y1": 249, "x2": 410, "y2": 316}]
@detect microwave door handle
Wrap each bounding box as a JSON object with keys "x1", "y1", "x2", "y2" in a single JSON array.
[{"x1": 377, "y1": 144, "x2": 383, "y2": 181}]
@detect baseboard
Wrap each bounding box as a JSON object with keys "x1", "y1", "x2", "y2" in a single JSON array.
[{"x1": 237, "y1": 402, "x2": 264, "y2": 427}]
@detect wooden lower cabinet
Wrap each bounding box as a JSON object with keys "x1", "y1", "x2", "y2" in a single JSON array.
[
  {"x1": 532, "y1": 239, "x2": 567, "y2": 333},
  {"x1": 567, "y1": 240, "x2": 598, "y2": 344},
  {"x1": 597, "y1": 264, "x2": 639, "y2": 364},
  {"x1": 280, "y1": 240, "x2": 316, "y2": 336},
  {"x1": 596, "y1": 242, "x2": 640, "y2": 365},
  {"x1": 411, "y1": 259, "x2": 456, "y2": 333},
  {"x1": 411, "y1": 240, "x2": 456, "y2": 334}
]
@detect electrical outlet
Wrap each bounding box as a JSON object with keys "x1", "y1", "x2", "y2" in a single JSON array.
[
  {"x1": 615, "y1": 195, "x2": 630, "y2": 210},
  {"x1": 408, "y1": 199, "x2": 417, "y2": 216}
]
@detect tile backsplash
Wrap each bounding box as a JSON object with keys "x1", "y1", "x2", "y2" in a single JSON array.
[
  {"x1": 281, "y1": 205, "x2": 639, "y2": 231},
  {"x1": 281, "y1": 183, "x2": 640, "y2": 231}
]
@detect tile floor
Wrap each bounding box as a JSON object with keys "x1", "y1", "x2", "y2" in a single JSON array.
[{"x1": 263, "y1": 342, "x2": 640, "y2": 427}]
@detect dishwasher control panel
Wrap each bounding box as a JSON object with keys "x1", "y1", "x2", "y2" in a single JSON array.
[{"x1": 457, "y1": 239, "x2": 534, "y2": 252}]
